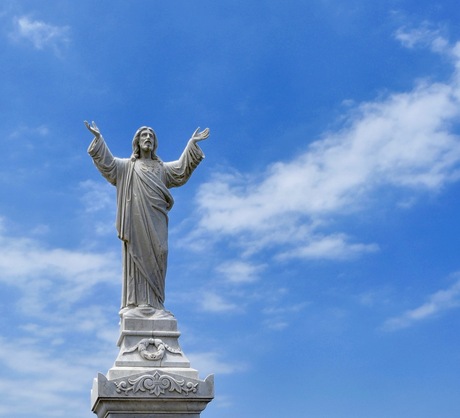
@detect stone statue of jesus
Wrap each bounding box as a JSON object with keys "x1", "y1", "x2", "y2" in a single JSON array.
[{"x1": 85, "y1": 121, "x2": 209, "y2": 317}]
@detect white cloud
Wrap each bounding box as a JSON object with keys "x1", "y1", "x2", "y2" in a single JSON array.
[
  {"x1": 78, "y1": 180, "x2": 117, "y2": 237},
  {"x1": 187, "y1": 351, "x2": 246, "y2": 377},
  {"x1": 199, "y1": 291, "x2": 239, "y2": 313},
  {"x1": 262, "y1": 302, "x2": 309, "y2": 331},
  {"x1": 0, "y1": 336, "x2": 114, "y2": 418},
  {"x1": 190, "y1": 34, "x2": 460, "y2": 262},
  {"x1": 30, "y1": 223, "x2": 50, "y2": 236},
  {"x1": 9, "y1": 124, "x2": 49, "y2": 139},
  {"x1": 277, "y1": 233, "x2": 379, "y2": 260},
  {"x1": 216, "y1": 260, "x2": 265, "y2": 283},
  {"x1": 0, "y1": 220, "x2": 119, "y2": 417},
  {"x1": 394, "y1": 24, "x2": 449, "y2": 54},
  {"x1": 10, "y1": 16, "x2": 70, "y2": 51},
  {"x1": 357, "y1": 289, "x2": 391, "y2": 308},
  {"x1": 2, "y1": 124, "x2": 51, "y2": 154},
  {"x1": 80, "y1": 179, "x2": 116, "y2": 213},
  {"x1": 382, "y1": 278, "x2": 460, "y2": 331},
  {"x1": 0, "y1": 221, "x2": 118, "y2": 315},
  {"x1": 0, "y1": 238, "x2": 116, "y2": 284},
  {"x1": 262, "y1": 302, "x2": 309, "y2": 315}
]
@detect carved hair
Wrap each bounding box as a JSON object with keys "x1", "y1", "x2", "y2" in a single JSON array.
[{"x1": 131, "y1": 126, "x2": 158, "y2": 160}]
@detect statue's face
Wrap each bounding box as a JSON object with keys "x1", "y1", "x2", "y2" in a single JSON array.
[{"x1": 139, "y1": 129, "x2": 155, "y2": 153}]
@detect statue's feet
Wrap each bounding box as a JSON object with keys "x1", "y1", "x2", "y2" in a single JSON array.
[{"x1": 119, "y1": 305, "x2": 175, "y2": 319}]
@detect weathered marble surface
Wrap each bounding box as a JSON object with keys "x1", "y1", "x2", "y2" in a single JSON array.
[
  {"x1": 107, "y1": 313, "x2": 196, "y2": 380},
  {"x1": 91, "y1": 313, "x2": 214, "y2": 417},
  {"x1": 85, "y1": 121, "x2": 209, "y2": 315},
  {"x1": 92, "y1": 371, "x2": 214, "y2": 418},
  {"x1": 85, "y1": 122, "x2": 214, "y2": 416}
]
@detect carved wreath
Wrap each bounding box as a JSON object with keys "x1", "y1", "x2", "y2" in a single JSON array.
[{"x1": 123, "y1": 338, "x2": 182, "y2": 361}]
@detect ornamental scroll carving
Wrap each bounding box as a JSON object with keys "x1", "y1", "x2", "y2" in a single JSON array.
[{"x1": 114, "y1": 371, "x2": 199, "y2": 397}]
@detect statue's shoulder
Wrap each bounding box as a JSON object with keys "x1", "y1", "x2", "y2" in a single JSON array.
[
  {"x1": 112, "y1": 157, "x2": 134, "y2": 173},
  {"x1": 116, "y1": 157, "x2": 133, "y2": 165}
]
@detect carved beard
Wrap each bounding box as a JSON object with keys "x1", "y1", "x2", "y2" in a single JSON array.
[{"x1": 140, "y1": 140, "x2": 154, "y2": 155}]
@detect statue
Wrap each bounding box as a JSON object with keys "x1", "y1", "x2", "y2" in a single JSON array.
[{"x1": 85, "y1": 121, "x2": 209, "y2": 317}]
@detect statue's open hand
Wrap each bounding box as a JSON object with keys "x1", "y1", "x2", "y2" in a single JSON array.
[
  {"x1": 190, "y1": 127, "x2": 210, "y2": 144},
  {"x1": 84, "y1": 120, "x2": 101, "y2": 138}
]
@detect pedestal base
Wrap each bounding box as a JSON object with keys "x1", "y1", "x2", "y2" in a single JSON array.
[
  {"x1": 91, "y1": 310, "x2": 214, "y2": 418},
  {"x1": 107, "y1": 313, "x2": 193, "y2": 380},
  {"x1": 91, "y1": 371, "x2": 214, "y2": 418}
]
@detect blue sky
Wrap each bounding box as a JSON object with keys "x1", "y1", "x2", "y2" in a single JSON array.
[{"x1": 1, "y1": 1, "x2": 460, "y2": 417}]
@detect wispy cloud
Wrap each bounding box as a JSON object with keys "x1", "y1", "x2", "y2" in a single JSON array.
[
  {"x1": 187, "y1": 351, "x2": 247, "y2": 377},
  {"x1": 0, "y1": 336, "x2": 114, "y2": 417},
  {"x1": 0, "y1": 218, "x2": 118, "y2": 315},
  {"x1": 382, "y1": 277, "x2": 460, "y2": 331},
  {"x1": 188, "y1": 32, "x2": 460, "y2": 263},
  {"x1": 10, "y1": 16, "x2": 70, "y2": 52},
  {"x1": 394, "y1": 23, "x2": 449, "y2": 54},
  {"x1": 78, "y1": 180, "x2": 117, "y2": 237},
  {"x1": 216, "y1": 260, "x2": 266, "y2": 283},
  {"x1": 262, "y1": 302, "x2": 309, "y2": 331},
  {"x1": 199, "y1": 291, "x2": 239, "y2": 313},
  {"x1": 79, "y1": 180, "x2": 116, "y2": 213},
  {"x1": 9, "y1": 124, "x2": 49, "y2": 139},
  {"x1": 0, "y1": 218, "x2": 119, "y2": 417},
  {"x1": 0, "y1": 124, "x2": 51, "y2": 155},
  {"x1": 277, "y1": 234, "x2": 379, "y2": 261}
]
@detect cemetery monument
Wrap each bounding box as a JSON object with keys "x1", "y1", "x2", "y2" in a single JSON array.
[{"x1": 85, "y1": 121, "x2": 214, "y2": 418}]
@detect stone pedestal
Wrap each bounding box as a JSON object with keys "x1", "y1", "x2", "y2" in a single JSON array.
[{"x1": 91, "y1": 310, "x2": 214, "y2": 417}]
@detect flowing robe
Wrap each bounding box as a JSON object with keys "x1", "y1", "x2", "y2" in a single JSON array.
[{"x1": 88, "y1": 135, "x2": 204, "y2": 310}]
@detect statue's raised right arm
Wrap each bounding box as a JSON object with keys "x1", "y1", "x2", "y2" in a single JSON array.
[
  {"x1": 85, "y1": 121, "x2": 118, "y2": 186},
  {"x1": 85, "y1": 120, "x2": 101, "y2": 139}
]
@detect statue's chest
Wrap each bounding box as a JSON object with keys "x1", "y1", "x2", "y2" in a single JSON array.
[{"x1": 137, "y1": 160, "x2": 162, "y2": 177}]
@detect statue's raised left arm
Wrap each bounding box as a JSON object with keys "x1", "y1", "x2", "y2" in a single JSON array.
[{"x1": 164, "y1": 127, "x2": 210, "y2": 188}]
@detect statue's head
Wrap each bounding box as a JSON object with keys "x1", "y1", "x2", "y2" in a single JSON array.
[{"x1": 131, "y1": 126, "x2": 158, "y2": 160}]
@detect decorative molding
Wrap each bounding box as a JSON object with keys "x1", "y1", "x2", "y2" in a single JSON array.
[
  {"x1": 115, "y1": 371, "x2": 199, "y2": 397},
  {"x1": 123, "y1": 337, "x2": 182, "y2": 361}
]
